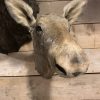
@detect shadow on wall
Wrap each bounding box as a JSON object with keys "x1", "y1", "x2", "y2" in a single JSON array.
[
  {"x1": 27, "y1": 53, "x2": 51, "y2": 100},
  {"x1": 28, "y1": 76, "x2": 51, "y2": 100},
  {"x1": 8, "y1": 52, "x2": 51, "y2": 100}
]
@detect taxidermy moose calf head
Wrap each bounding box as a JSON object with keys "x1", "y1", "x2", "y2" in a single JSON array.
[{"x1": 5, "y1": 0, "x2": 89, "y2": 78}]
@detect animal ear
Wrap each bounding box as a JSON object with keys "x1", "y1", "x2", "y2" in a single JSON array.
[
  {"x1": 63, "y1": 0, "x2": 87, "y2": 24},
  {"x1": 5, "y1": 0, "x2": 36, "y2": 28}
]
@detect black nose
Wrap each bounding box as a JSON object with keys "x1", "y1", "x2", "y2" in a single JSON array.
[{"x1": 73, "y1": 72, "x2": 81, "y2": 77}]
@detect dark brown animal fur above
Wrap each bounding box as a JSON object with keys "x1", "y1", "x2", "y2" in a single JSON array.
[{"x1": 0, "y1": 0, "x2": 39, "y2": 54}]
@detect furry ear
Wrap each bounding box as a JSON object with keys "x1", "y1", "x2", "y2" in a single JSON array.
[
  {"x1": 63, "y1": 0, "x2": 87, "y2": 24},
  {"x1": 5, "y1": 0, "x2": 36, "y2": 28}
]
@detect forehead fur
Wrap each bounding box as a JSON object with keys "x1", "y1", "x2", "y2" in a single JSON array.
[
  {"x1": 37, "y1": 14, "x2": 68, "y2": 27},
  {"x1": 36, "y1": 14, "x2": 72, "y2": 43}
]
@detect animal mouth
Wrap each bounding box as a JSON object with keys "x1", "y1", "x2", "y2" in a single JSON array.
[
  {"x1": 55, "y1": 64, "x2": 82, "y2": 77},
  {"x1": 55, "y1": 64, "x2": 67, "y2": 76}
]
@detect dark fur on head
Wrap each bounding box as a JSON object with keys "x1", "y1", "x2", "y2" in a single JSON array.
[{"x1": 0, "y1": 0, "x2": 39, "y2": 54}]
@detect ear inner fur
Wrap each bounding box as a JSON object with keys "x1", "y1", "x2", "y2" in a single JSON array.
[{"x1": 5, "y1": 0, "x2": 36, "y2": 28}]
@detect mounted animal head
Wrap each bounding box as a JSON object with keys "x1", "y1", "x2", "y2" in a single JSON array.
[{"x1": 5, "y1": 0, "x2": 89, "y2": 78}]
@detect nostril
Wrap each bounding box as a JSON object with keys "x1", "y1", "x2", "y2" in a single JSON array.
[
  {"x1": 55, "y1": 64, "x2": 67, "y2": 75},
  {"x1": 73, "y1": 72, "x2": 81, "y2": 77}
]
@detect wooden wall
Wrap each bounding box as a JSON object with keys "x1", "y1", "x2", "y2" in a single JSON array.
[
  {"x1": 0, "y1": 0, "x2": 100, "y2": 100},
  {"x1": 0, "y1": 0, "x2": 99, "y2": 76}
]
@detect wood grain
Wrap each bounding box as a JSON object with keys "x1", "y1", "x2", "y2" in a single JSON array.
[
  {"x1": 0, "y1": 74, "x2": 100, "y2": 100},
  {"x1": 0, "y1": 49, "x2": 99, "y2": 76},
  {"x1": 38, "y1": 1, "x2": 70, "y2": 17},
  {"x1": 85, "y1": 49, "x2": 100, "y2": 73},
  {"x1": 38, "y1": 0, "x2": 100, "y2": 24},
  {"x1": 72, "y1": 24, "x2": 95, "y2": 48},
  {"x1": 19, "y1": 41, "x2": 33, "y2": 52},
  {"x1": 94, "y1": 24, "x2": 100, "y2": 48},
  {"x1": 0, "y1": 51, "x2": 38, "y2": 76}
]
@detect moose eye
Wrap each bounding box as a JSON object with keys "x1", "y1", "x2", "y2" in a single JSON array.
[{"x1": 35, "y1": 25, "x2": 43, "y2": 32}]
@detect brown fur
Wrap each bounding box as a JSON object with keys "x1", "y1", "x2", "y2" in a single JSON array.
[
  {"x1": 0, "y1": 0, "x2": 39, "y2": 54},
  {"x1": 5, "y1": 0, "x2": 89, "y2": 78},
  {"x1": 33, "y1": 14, "x2": 89, "y2": 78}
]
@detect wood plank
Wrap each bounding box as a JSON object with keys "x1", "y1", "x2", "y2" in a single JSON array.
[
  {"x1": 72, "y1": 24, "x2": 95, "y2": 48},
  {"x1": 0, "y1": 74, "x2": 100, "y2": 100},
  {"x1": 72, "y1": 24, "x2": 99, "y2": 49},
  {"x1": 0, "y1": 49, "x2": 99, "y2": 76},
  {"x1": 19, "y1": 23, "x2": 97, "y2": 52},
  {"x1": 38, "y1": 1, "x2": 68, "y2": 17},
  {"x1": 94, "y1": 24, "x2": 100, "y2": 48},
  {"x1": 19, "y1": 41, "x2": 33, "y2": 52},
  {"x1": 38, "y1": 0, "x2": 100, "y2": 24},
  {"x1": 0, "y1": 51, "x2": 38, "y2": 76},
  {"x1": 85, "y1": 49, "x2": 100, "y2": 73}
]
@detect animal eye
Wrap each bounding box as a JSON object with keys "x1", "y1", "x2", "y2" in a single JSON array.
[{"x1": 35, "y1": 26, "x2": 43, "y2": 32}]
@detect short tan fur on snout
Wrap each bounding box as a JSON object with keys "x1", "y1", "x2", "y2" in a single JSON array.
[{"x1": 5, "y1": 0, "x2": 89, "y2": 78}]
